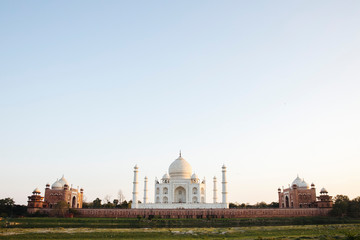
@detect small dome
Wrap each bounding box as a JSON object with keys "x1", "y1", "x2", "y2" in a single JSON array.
[
  {"x1": 168, "y1": 155, "x2": 192, "y2": 179},
  {"x1": 162, "y1": 173, "x2": 170, "y2": 179},
  {"x1": 33, "y1": 187, "x2": 41, "y2": 194},
  {"x1": 299, "y1": 179, "x2": 309, "y2": 189},
  {"x1": 191, "y1": 173, "x2": 199, "y2": 179},
  {"x1": 292, "y1": 175, "x2": 309, "y2": 189},
  {"x1": 58, "y1": 175, "x2": 69, "y2": 187},
  {"x1": 320, "y1": 187, "x2": 328, "y2": 193},
  {"x1": 51, "y1": 180, "x2": 62, "y2": 190}
]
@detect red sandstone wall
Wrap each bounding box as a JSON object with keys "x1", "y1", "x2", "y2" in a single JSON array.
[{"x1": 39, "y1": 208, "x2": 331, "y2": 219}]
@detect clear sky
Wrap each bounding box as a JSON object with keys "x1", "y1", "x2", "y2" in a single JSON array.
[{"x1": 1, "y1": 1, "x2": 360, "y2": 205}]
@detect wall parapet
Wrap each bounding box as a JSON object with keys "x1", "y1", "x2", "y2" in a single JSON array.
[{"x1": 38, "y1": 208, "x2": 331, "y2": 219}]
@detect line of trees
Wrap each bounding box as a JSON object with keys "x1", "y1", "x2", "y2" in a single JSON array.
[
  {"x1": 229, "y1": 201, "x2": 279, "y2": 209},
  {"x1": 82, "y1": 198, "x2": 132, "y2": 209},
  {"x1": 82, "y1": 190, "x2": 132, "y2": 209},
  {"x1": 0, "y1": 198, "x2": 27, "y2": 217},
  {"x1": 330, "y1": 195, "x2": 360, "y2": 217}
]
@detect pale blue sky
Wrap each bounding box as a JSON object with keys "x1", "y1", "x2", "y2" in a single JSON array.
[{"x1": 1, "y1": 1, "x2": 360, "y2": 205}]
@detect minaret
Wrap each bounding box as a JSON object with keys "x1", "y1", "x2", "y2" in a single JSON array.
[
  {"x1": 213, "y1": 176, "x2": 217, "y2": 203},
  {"x1": 278, "y1": 187, "x2": 282, "y2": 208},
  {"x1": 143, "y1": 176, "x2": 148, "y2": 204},
  {"x1": 222, "y1": 164, "x2": 228, "y2": 204},
  {"x1": 132, "y1": 165, "x2": 139, "y2": 209}
]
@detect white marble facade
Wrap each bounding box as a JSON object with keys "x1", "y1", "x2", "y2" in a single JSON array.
[{"x1": 132, "y1": 153, "x2": 228, "y2": 209}]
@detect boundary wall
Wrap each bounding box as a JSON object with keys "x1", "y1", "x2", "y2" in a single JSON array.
[{"x1": 39, "y1": 208, "x2": 331, "y2": 218}]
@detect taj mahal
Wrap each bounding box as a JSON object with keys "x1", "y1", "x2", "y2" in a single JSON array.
[
  {"x1": 27, "y1": 151, "x2": 334, "y2": 218},
  {"x1": 131, "y1": 152, "x2": 229, "y2": 209}
]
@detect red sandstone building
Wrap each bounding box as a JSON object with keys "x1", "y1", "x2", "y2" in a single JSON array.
[
  {"x1": 278, "y1": 175, "x2": 333, "y2": 209},
  {"x1": 27, "y1": 175, "x2": 83, "y2": 214}
]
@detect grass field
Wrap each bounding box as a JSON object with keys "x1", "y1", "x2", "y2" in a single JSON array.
[
  {"x1": 2, "y1": 217, "x2": 360, "y2": 228},
  {"x1": 1, "y1": 225, "x2": 360, "y2": 239},
  {"x1": 1, "y1": 218, "x2": 360, "y2": 239}
]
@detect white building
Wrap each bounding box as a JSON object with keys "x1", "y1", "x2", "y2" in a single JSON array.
[{"x1": 132, "y1": 153, "x2": 229, "y2": 209}]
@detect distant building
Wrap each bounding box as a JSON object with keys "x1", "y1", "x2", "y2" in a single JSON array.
[
  {"x1": 278, "y1": 175, "x2": 332, "y2": 209},
  {"x1": 132, "y1": 152, "x2": 228, "y2": 209},
  {"x1": 27, "y1": 175, "x2": 83, "y2": 213},
  {"x1": 27, "y1": 187, "x2": 47, "y2": 213},
  {"x1": 317, "y1": 188, "x2": 333, "y2": 208}
]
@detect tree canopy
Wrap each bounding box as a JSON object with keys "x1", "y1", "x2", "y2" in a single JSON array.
[
  {"x1": 229, "y1": 201, "x2": 279, "y2": 209},
  {"x1": 330, "y1": 195, "x2": 360, "y2": 217},
  {"x1": 0, "y1": 198, "x2": 27, "y2": 217}
]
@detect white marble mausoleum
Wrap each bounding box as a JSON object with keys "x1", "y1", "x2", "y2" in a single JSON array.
[{"x1": 131, "y1": 153, "x2": 229, "y2": 209}]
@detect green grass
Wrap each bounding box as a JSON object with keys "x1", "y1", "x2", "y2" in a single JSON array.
[
  {"x1": 1, "y1": 225, "x2": 360, "y2": 239},
  {"x1": 2, "y1": 217, "x2": 360, "y2": 229},
  {"x1": 1, "y1": 217, "x2": 360, "y2": 239}
]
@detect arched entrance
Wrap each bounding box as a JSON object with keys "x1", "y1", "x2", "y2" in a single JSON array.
[
  {"x1": 285, "y1": 196, "x2": 289, "y2": 208},
  {"x1": 72, "y1": 196, "x2": 76, "y2": 208},
  {"x1": 174, "y1": 186, "x2": 186, "y2": 203}
]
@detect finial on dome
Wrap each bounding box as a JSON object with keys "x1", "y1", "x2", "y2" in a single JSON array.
[{"x1": 179, "y1": 150, "x2": 182, "y2": 157}]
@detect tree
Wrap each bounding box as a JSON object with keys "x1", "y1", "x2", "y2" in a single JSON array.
[
  {"x1": 82, "y1": 201, "x2": 92, "y2": 209},
  {"x1": 54, "y1": 201, "x2": 69, "y2": 217},
  {"x1": 240, "y1": 203, "x2": 247, "y2": 208},
  {"x1": 268, "y1": 202, "x2": 279, "y2": 208},
  {"x1": 0, "y1": 198, "x2": 15, "y2": 217},
  {"x1": 93, "y1": 198, "x2": 102, "y2": 208},
  {"x1": 229, "y1": 203, "x2": 237, "y2": 208},
  {"x1": 348, "y1": 197, "x2": 360, "y2": 217},
  {"x1": 254, "y1": 201, "x2": 268, "y2": 208},
  {"x1": 331, "y1": 195, "x2": 350, "y2": 217},
  {"x1": 0, "y1": 198, "x2": 15, "y2": 207},
  {"x1": 120, "y1": 200, "x2": 130, "y2": 209},
  {"x1": 103, "y1": 202, "x2": 115, "y2": 208}
]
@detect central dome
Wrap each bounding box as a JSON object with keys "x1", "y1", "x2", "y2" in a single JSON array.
[
  {"x1": 292, "y1": 175, "x2": 309, "y2": 189},
  {"x1": 168, "y1": 155, "x2": 192, "y2": 179},
  {"x1": 292, "y1": 175, "x2": 302, "y2": 187}
]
